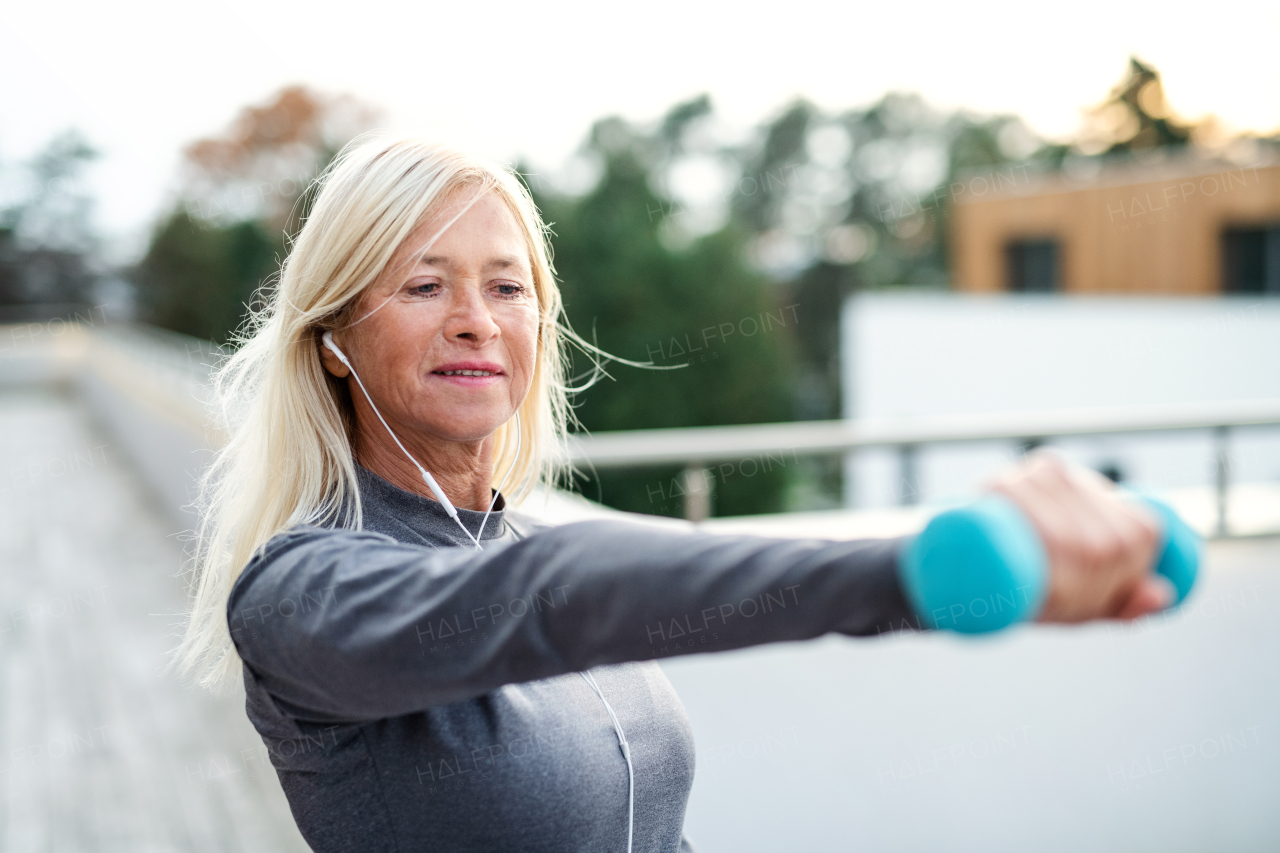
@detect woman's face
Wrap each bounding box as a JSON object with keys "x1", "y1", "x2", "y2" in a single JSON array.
[{"x1": 324, "y1": 190, "x2": 539, "y2": 448}]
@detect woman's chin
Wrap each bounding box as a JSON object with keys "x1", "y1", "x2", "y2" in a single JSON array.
[{"x1": 419, "y1": 413, "x2": 512, "y2": 444}]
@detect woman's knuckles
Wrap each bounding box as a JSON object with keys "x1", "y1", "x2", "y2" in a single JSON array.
[{"x1": 996, "y1": 456, "x2": 1169, "y2": 622}]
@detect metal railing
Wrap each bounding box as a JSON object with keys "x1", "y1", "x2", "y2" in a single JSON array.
[{"x1": 567, "y1": 400, "x2": 1280, "y2": 533}]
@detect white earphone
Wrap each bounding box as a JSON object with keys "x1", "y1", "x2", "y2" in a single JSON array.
[{"x1": 322, "y1": 329, "x2": 632, "y2": 850}]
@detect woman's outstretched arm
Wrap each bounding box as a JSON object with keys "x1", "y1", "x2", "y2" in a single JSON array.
[{"x1": 228, "y1": 520, "x2": 916, "y2": 722}]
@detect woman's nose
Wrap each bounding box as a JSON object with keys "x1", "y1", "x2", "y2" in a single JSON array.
[{"x1": 445, "y1": 282, "x2": 501, "y2": 344}]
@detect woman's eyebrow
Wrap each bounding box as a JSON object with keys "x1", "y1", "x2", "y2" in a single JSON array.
[
  {"x1": 487, "y1": 256, "x2": 528, "y2": 271},
  {"x1": 414, "y1": 254, "x2": 528, "y2": 271}
]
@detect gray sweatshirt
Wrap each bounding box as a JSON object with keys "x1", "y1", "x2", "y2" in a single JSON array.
[{"x1": 228, "y1": 465, "x2": 917, "y2": 853}]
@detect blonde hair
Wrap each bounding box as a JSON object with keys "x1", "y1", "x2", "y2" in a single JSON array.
[{"x1": 175, "y1": 134, "x2": 594, "y2": 692}]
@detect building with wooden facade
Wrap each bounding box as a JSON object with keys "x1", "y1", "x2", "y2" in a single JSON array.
[{"x1": 949, "y1": 155, "x2": 1280, "y2": 295}]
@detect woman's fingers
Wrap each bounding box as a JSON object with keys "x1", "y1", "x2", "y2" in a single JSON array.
[
  {"x1": 1031, "y1": 457, "x2": 1125, "y2": 620},
  {"x1": 1113, "y1": 576, "x2": 1175, "y2": 621},
  {"x1": 1058, "y1": 462, "x2": 1160, "y2": 617},
  {"x1": 989, "y1": 453, "x2": 1107, "y2": 622},
  {"x1": 986, "y1": 451, "x2": 1162, "y2": 624}
]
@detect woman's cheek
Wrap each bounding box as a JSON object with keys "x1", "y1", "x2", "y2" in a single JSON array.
[{"x1": 511, "y1": 312, "x2": 540, "y2": 379}]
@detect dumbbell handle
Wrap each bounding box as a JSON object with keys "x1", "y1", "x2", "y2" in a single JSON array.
[{"x1": 898, "y1": 493, "x2": 1201, "y2": 634}]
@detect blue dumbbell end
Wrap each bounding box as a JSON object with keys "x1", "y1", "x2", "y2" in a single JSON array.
[
  {"x1": 1135, "y1": 496, "x2": 1201, "y2": 605},
  {"x1": 900, "y1": 495, "x2": 1049, "y2": 633}
]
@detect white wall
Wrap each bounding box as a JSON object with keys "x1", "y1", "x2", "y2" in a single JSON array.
[{"x1": 840, "y1": 293, "x2": 1280, "y2": 507}]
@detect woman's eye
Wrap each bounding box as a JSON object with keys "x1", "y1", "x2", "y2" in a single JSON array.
[
  {"x1": 493, "y1": 281, "x2": 526, "y2": 298},
  {"x1": 408, "y1": 281, "x2": 439, "y2": 297}
]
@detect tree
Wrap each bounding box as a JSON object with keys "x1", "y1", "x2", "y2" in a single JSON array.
[
  {"x1": 134, "y1": 213, "x2": 279, "y2": 344},
  {"x1": 0, "y1": 130, "x2": 101, "y2": 311},
  {"x1": 532, "y1": 91, "x2": 1053, "y2": 514},
  {"x1": 1080, "y1": 57, "x2": 1196, "y2": 154},
  {"x1": 531, "y1": 100, "x2": 797, "y2": 517},
  {"x1": 725, "y1": 93, "x2": 1046, "y2": 425},
  {"x1": 133, "y1": 86, "x2": 379, "y2": 342}
]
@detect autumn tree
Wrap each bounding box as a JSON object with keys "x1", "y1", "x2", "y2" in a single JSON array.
[{"x1": 133, "y1": 86, "x2": 379, "y2": 342}]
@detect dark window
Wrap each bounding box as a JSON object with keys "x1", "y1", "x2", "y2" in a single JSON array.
[
  {"x1": 1223, "y1": 225, "x2": 1280, "y2": 294},
  {"x1": 1005, "y1": 239, "x2": 1061, "y2": 293}
]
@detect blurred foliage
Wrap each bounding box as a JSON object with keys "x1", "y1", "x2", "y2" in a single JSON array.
[
  {"x1": 131, "y1": 86, "x2": 379, "y2": 343},
  {"x1": 533, "y1": 89, "x2": 1063, "y2": 514},
  {"x1": 135, "y1": 213, "x2": 280, "y2": 344},
  {"x1": 725, "y1": 93, "x2": 1051, "y2": 425},
  {"x1": 528, "y1": 101, "x2": 796, "y2": 517},
  {"x1": 0, "y1": 130, "x2": 101, "y2": 312}
]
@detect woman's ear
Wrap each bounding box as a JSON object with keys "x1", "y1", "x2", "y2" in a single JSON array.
[{"x1": 319, "y1": 334, "x2": 351, "y2": 378}]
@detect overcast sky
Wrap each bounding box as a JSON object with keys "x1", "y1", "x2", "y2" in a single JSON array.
[{"x1": 4, "y1": 0, "x2": 1278, "y2": 259}]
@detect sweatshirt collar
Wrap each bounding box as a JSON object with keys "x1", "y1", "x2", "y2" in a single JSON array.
[{"x1": 354, "y1": 463, "x2": 508, "y2": 546}]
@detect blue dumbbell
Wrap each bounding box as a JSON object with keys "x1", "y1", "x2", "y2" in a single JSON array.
[{"x1": 899, "y1": 493, "x2": 1201, "y2": 633}]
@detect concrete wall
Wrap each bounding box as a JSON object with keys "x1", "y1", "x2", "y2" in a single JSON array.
[{"x1": 841, "y1": 292, "x2": 1280, "y2": 507}]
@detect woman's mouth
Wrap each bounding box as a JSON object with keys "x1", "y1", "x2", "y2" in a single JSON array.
[{"x1": 431, "y1": 362, "x2": 505, "y2": 385}]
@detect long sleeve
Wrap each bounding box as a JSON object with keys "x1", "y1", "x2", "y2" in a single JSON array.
[{"x1": 228, "y1": 519, "x2": 918, "y2": 722}]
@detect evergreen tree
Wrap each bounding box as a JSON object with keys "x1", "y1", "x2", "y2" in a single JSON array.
[
  {"x1": 0, "y1": 130, "x2": 101, "y2": 311},
  {"x1": 532, "y1": 103, "x2": 797, "y2": 517}
]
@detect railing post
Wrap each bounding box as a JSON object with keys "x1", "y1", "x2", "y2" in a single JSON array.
[
  {"x1": 898, "y1": 444, "x2": 918, "y2": 506},
  {"x1": 1017, "y1": 437, "x2": 1045, "y2": 457},
  {"x1": 842, "y1": 450, "x2": 858, "y2": 509},
  {"x1": 682, "y1": 463, "x2": 711, "y2": 523},
  {"x1": 1214, "y1": 425, "x2": 1231, "y2": 538}
]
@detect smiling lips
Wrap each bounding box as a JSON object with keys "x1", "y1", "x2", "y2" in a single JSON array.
[{"x1": 431, "y1": 362, "x2": 504, "y2": 384}]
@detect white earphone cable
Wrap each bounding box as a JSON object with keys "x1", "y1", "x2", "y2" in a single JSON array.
[
  {"x1": 579, "y1": 671, "x2": 634, "y2": 853},
  {"x1": 323, "y1": 331, "x2": 483, "y2": 547},
  {"x1": 347, "y1": 364, "x2": 484, "y2": 549},
  {"x1": 474, "y1": 410, "x2": 520, "y2": 543}
]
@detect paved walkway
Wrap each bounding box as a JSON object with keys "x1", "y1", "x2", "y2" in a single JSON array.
[{"x1": 0, "y1": 387, "x2": 309, "y2": 852}]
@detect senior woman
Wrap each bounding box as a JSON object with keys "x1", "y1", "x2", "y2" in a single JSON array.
[{"x1": 176, "y1": 135, "x2": 1172, "y2": 853}]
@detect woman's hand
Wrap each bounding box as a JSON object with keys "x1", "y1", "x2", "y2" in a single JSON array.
[{"x1": 986, "y1": 451, "x2": 1173, "y2": 623}]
